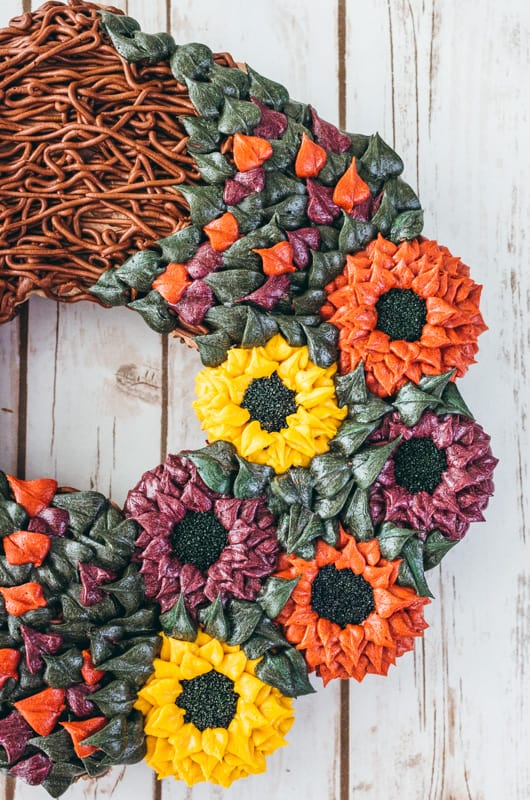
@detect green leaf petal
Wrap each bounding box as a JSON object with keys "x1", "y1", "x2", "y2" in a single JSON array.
[
  {"x1": 256, "y1": 576, "x2": 299, "y2": 619},
  {"x1": 91, "y1": 679, "x2": 139, "y2": 717},
  {"x1": 393, "y1": 381, "x2": 441, "y2": 426},
  {"x1": 317, "y1": 151, "x2": 353, "y2": 187},
  {"x1": 228, "y1": 193, "x2": 265, "y2": 234},
  {"x1": 399, "y1": 538, "x2": 434, "y2": 598},
  {"x1": 178, "y1": 185, "x2": 225, "y2": 226},
  {"x1": 181, "y1": 116, "x2": 221, "y2": 154},
  {"x1": 341, "y1": 486, "x2": 374, "y2": 541},
  {"x1": 104, "y1": 567, "x2": 144, "y2": 617},
  {"x1": 100, "y1": 12, "x2": 175, "y2": 64},
  {"x1": 193, "y1": 151, "x2": 235, "y2": 184},
  {"x1": 242, "y1": 308, "x2": 279, "y2": 347},
  {"x1": 210, "y1": 63, "x2": 250, "y2": 98},
  {"x1": 348, "y1": 394, "x2": 391, "y2": 424},
  {"x1": 218, "y1": 97, "x2": 261, "y2": 134},
  {"x1": 82, "y1": 711, "x2": 146, "y2": 763},
  {"x1": 264, "y1": 172, "x2": 306, "y2": 205},
  {"x1": 334, "y1": 362, "x2": 368, "y2": 406},
  {"x1": 185, "y1": 440, "x2": 236, "y2": 493},
  {"x1": 51, "y1": 492, "x2": 105, "y2": 535},
  {"x1": 310, "y1": 453, "x2": 352, "y2": 497},
  {"x1": 225, "y1": 599, "x2": 263, "y2": 645},
  {"x1": 255, "y1": 648, "x2": 315, "y2": 697},
  {"x1": 300, "y1": 322, "x2": 338, "y2": 368},
  {"x1": 116, "y1": 250, "x2": 165, "y2": 292},
  {"x1": 246, "y1": 64, "x2": 289, "y2": 110},
  {"x1": 307, "y1": 250, "x2": 346, "y2": 289},
  {"x1": 156, "y1": 225, "x2": 201, "y2": 263},
  {"x1": 360, "y1": 132, "x2": 404, "y2": 180},
  {"x1": 89, "y1": 268, "x2": 130, "y2": 306},
  {"x1": 270, "y1": 467, "x2": 313, "y2": 509},
  {"x1": 377, "y1": 521, "x2": 416, "y2": 560},
  {"x1": 370, "y1": 192, "x2": 397, "y2": 237},
  {"x1": 222, "y1": 217, "x2": 285, "y2": 269},
  {"x1": 423, "y1": 529, "x2": 458, "y2": 570},
  {"x1": 338, "y1": 211, "x2": 376, "y2": 253},
  {"x1": 418, "y1": 370, "x2": 455, "y2": 397},
  {"x1": 170, "y1": 42, "x2": 214, "y2": 83},
  {"x1": 97, "y1": 638, "x2": 161, "y2": 687},
  {"x1": 195, "y1": 331, "x2": 232, "y2": 367},
  {"x1": 439, "y1": 381, "x2": 474, "y2": 419},
  {"x1": 204, "y1": 305, "x2": 249, "y2": 340},
  {"x1": 234, "y1": 456, "x2": 273, "y2": 499},
  {"x1": 292, "y1": 289, "x2": 327, "y2": 315},
  {"x1": 351, "y1": 438, "x2": 400, "y2": 489},
  {"x1": 314, "y1": 480, "x2": 354, "y2": 520},
  {"x1": 384, "y1": 177, "x2": 422, "y2": 212},
  {"x1": 185, "y1": 78, "x2": 224, "y2": 119},
  {"x1": 128, "y1": 291, "x2": 177, "y2": 334},
  {"x1": 204, "y1": 269, "x2": 264, "y2": 303},
  {"x1": 199, "y1": 594, "x2": 229, "y2": 641},
  {"x1": 329, "y1": 419, "x2": 377, "y2": 457},
  {"x1": 264, "y1": 194, "x2": 307, "y2": 230},
  {"x1": 389, "y1": 209, "x2": 424, "y2": 243},
  {"x1": 43, "y1": 648, "x2": 83, "y2": 688},
  {"x1": 160, "y1": 594, "x2": 197, "y2": 641},
  {"x1": 29, "y1": 729, "x2": 75, "y2": 763}
]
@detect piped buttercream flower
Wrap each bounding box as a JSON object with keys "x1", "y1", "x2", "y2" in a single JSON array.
[
  {"x1": 367, "y1": 410, "x2": 497, "y2": 541},
  {"x1": 274, "y1": 528, "x2": 429, "y2": 684},
  {"x1": 135, "y1": 631, "x2": 294, "y2": 787},
  {"x1": 124, "y1": 453, "x2": 279, "y2": 613},
  {"x1": 321, "y1": 236, "x2": 487, "y2": 397},
  {"x1": 193, "y1": 334, "x2": 347, "y2": 473}
]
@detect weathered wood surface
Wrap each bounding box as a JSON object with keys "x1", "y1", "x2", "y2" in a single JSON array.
[{"x1": 0, "y1": 0, "x2": 528, "y2": 798}]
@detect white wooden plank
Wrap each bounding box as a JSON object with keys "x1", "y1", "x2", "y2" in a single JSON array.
[
  {"x1": 164, "y1": 2, "x2": 343, "y2": 800},
  {"x1": 0, "y1": 316, "x2": 21, "y2": 475}
]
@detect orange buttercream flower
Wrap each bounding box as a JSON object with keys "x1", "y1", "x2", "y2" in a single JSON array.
[
  {"x1": 274, "y1": 528, "x2": 429, "y2": 684},
  {"x1": 321, "y1": 235, "x2": 487, "y2": 397}
]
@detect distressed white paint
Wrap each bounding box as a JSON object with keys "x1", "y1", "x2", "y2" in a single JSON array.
[{"x1": 0, "y1": 0, "x2": 529, "y2": 799}]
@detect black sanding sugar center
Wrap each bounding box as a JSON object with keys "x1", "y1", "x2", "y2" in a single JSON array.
[
  {"x1": 311, "y1": 564, "x2": 375, "y2": 628},
  {"x1": 393, "y1": 436, "x2": 448, "y2": 494},
  {"x1": 170, "y1": 510, "x2": 228, "y2": 572},
  {"x1": 375, "y1": 288, "x2": 427, "y2": 342},
  {"x1": 178, "y1": 669, "x2": 239, "y2": 731},
  {"x1": 241, "y1": 370, "x2": 298, "y2": 432}
]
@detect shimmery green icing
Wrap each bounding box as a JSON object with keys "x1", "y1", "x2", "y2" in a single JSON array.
[
  {"x1": 178, "y1": 670, "x2": 238, "y2": 730},
  {"x1": 171, "y1": 510, "x2": 228, "y2": 572},
  {"x1": 241, "y1": 371, "x2": 297, "y2": 432},
  {"x1": 311, "y1": 564, "x2": 375, "y2": 627},
  {"x1": 375, "y1": 288, "x2": 427, "y2": 342},
  {"x1": 393, "y1": 437, "x2": 448, "y2": 494}
]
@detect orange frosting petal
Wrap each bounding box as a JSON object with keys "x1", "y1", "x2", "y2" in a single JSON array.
[
  {"x1": 233, "y1": 133, "x2": 273, "y2": 171},
  {"x1": 6, "y1": 475, "x2": 57, "y2": 516}
]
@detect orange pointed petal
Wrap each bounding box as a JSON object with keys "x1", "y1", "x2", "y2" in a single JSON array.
[
  {"x1": 0, "y1": 582, "x2": 47, "y2": 616},
  {"x1": 15, "y1": 688, "x2": 66, "y2": 736},
  {"x1": 295, "y1": 132, "x2": 327, "y2": 178},
  {"x1": 81, "y1": 649, "x2": 106, "y2": 686},
  {"x1": 3, "y1": 531, "x2": 51, "y2": 567},
  {"x1": 332, "y1": 157, "x2": 371, "y2": 213},
  {"x1": 61, "y1": 717, "x2": 107, "y2": 758},
  {"x1": 0, "y1": 648, "x2": 21, "y2": 689},
  {"x1": 152, "y1": 263, "x2": 191, "y2": 305},
  {"x1": 233, "y1": 133, "x2": 273, "y2": 171},
  {"x1": 203, "y1": 211, "x2": 240, "y2": 252},
  {"x1": 253, "y1": 241, "x2": 297, "y2": 276},
  {"x1": 6, "y1": 475, "x2": 57, "y2": 516}
]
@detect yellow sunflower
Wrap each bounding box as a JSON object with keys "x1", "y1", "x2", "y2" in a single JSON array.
[
  {"x1": 135, "y1": 632, "x2": 294, "y2": 787},
  {"x1": 193, "y1": 334, "x2": 347, "y2": 473}
]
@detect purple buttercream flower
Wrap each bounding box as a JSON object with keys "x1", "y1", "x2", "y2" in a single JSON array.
[
  {"x1": 9, "y1": 752, "x2": 53, "y2": 785},
  {"x1": 368, "y1": 410, "x2": 497, "y2": 541},
  {"x1": 124, "y1": 454, "x2": 280, "y2": 614}
]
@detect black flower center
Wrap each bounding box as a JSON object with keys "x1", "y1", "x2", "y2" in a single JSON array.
[
  {"x1": 170, "y1": 510, "x2": 228, "y2": 572},
  {"x1": 178, "y1": 669, "x2": 239, "y2": 731},
  {"x1": 393, "y1": 436, "x2": 448, "y2": 494},
  {"x1": 311, "y1": 564, "x2": 375, "y2": 628},
  {"x1": 375, "y1": 288, "x2": 427, "y2": 342},
  {"x1": 241, "y1": 370, "x2": 298, "y2": 432}
]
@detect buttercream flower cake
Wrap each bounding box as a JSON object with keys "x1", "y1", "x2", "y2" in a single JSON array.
[{"x1": 0, "y1": 0, "x2": 497, "y2": 794}]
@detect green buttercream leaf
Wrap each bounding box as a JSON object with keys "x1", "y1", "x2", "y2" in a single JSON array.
[
  {"x1": 377, "y1": 521, "x2": 416, "y2": 560},
  {"x1": 334, "y1": 362, "x2": 368, "y2": 406},
  {"x1": 91, "y1": 679, "x2": 139, "y2": 717},
  {"x1": 228, "y1": 193, "x2": 265, "y2": 233},
  {"x1": 264, "y1": 139, "x2": 296, "y2": 171},
  {"x1": 274, "y1": 315, "x2": 304, "y2": 346},
  {"x1": 185, "y1": 441, "x2": 236, "y2": 494},
  {"x1": 321, "y1": 517, "x2": 339, "y2": 545},
  {"x1": 97, "y1": 637, "x2": 161, "y2": 687},
  {"x1": 246, "y1": 64, "x2": 289, "y2": 110},
  {"x1": 99, "y1": 10, "x2": 140, "y2": 37},
  {"x1": 389, "y1": 209, "x2": 424, "y2": 243},
  {"x1": 181, "y1": 116, "x2": 221, "y2": 153},
  {"x1": 285, "y1": 505, "x2": 323, "y2": 554},
  {"x1": 338, "y1": 211, "x2": 376, "y2": 253},
  {"x1": 360, "y1": 132, "x2": 404, "y2": 180},
  {"x1": 351, "y1": 438, "x2": 400, "y2": 489},
  {"x1": 348, "y1": 394, "x2": 391, "y2": 424},
  {"x1": 89, "y1": 268, "x2": 130, "y2": 306},
  {"x1": 418, "y1": 370, "x2": 455, "y2": 398},
  {"x1": 43, "y1": 647, "x2": 83, "y2": 688},
  {"x1": 399, "y1": 538, "x2": 434, "y2": 598},
  {"x1": 384, "y1": 177, "x2": 422, "y2": 212},
  {"x1": 242, "y1": 618, "x2": 289, "y2": 659},
  {"x1": 51, "y1": 492, "x2": 105, "y2": 536},
  {"x1": 29, "y1": 729, "x2": 75, "y2": 763},
  {"x1": 156, "y1": 225, "x2": 201, "y2": 263},
  {"x1": 193, "y1": 151, "x2": 235, "y2": 184},
  {"x1": 283, "y1": 99, "x2": 311, "y2": 124},
  {"x1": 100, "y1": 12, "x2": 174, "y2": 64},
  {"x1": 83, "y1": 711, "x2": 145, "y2": 763},
  {"x1": 225, "y1": 600, "x2": 263, "y2": 645},
  {"x1": 218, "y1": 97, "x2": 261, "y2": 134},
  {"x1": 255, "y1": 648, "x2": 314, "y2": 697},
  {"x1": 317, "y1": 225, "x2": 340, "y2": 251},
  {"x1": 256, "y1": 576, "x2": 299, "y2": 619},
  {"x1": 104, "y1": 567, "x2": 144, "y2": 617},
  {"x1": 300, "y1": 322, "x2": 338, "y2": 368},
  {"x1": 264, "y1": 172, "x2": 306, "y2": 205},
  {"x1": 439, "y1": 381, "x2": 474, "y2": 419},
  {"x1": 222, "y1": 217, "x2": 285, "y2": 269},
  {"x1": 205, "y1": 269, "x2": 264, "y2": 304},
  {"x1": 329, "y1": 419, "x2": 378, "y2": 457},
  {"x1": 242, "y1": 308, "x2": 278, "y2": 347},
  {"x1": 234, "y1": 456, "x2": 273, "y2": 499},
  {"x1": 170, "y1": 42, "x2": 214, "y2": 83},
  {"x1": 423, "y1": 530, "x2": 458, "y2": 570},
  {"x1": 42, "y1": 763, "x2": 86, "y2": 798},
  {"x1": 0, "y1": 471, "x2": 10, "y2": 500},
  {"x1": 270, "y1": 467, "x2": 313, "y2": 509},
  {"x1": 210, "y1": 63, "x2": 250, "y2": 97},
  {"x1": 341, "y1": 486, "x2": 373, "y2": 541},
  {"x1": 204, "y1": 305, "x2": 249, "y2": 340},
  {"x1": 128, "y1": 291, "x2": 176, "y2": 334},
  {"x1": 178, "y1": 185, "x2": 225, "y2": 226},
  {"x1": 370, "y1": 192, "x2": 397, "y2": 237},
  {"x1": 393, "y1": 381, "x2": 442, "y2": 426},
  {"x1": 317, "y1": 152, "x2": 353, "y2": 187},
  {"x1": 314, "y1": 480, "x2": 354, "y2": 520},
  {"x1": 307, "y1": 250, "x2": 345, "y2": 289},
  {"x1": 199, "y1": 595, "x2": 229, "y2": 641},
  {"x1": 310, "y1": 453, "x2": 352, "y2": 497},
  {"x1": 195, "y1": 331, "x2": 232, "y2": 367},
  {"x1": 292, "y1": 290, "x2": 326, "y2": 315},
  {"x1": 116, "y1": 250, "x2": 165, "y2": 292},
  {"x1": 185, "y1": 78, "x2": 224, "y2": 118},
  {"x1": 264, "y1": 194, "x2": 307, "y2": 230}
]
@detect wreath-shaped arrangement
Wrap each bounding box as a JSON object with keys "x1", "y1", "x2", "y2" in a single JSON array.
[{"x1": 0, "y1": 1, "x2": 497, "y2": 794}]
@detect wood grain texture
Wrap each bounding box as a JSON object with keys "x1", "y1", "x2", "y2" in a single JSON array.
[{"x1": 0, "y1": 0, "x2": 529, "y2": 798}]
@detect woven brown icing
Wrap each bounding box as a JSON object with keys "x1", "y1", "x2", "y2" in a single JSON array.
[{"x1": 0, "y1": 0, "x2": 236, "y2": 324}]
